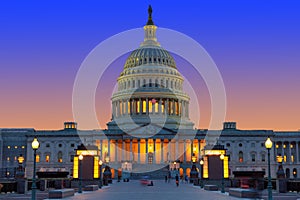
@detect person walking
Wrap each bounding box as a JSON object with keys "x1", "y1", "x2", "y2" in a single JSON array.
[{"x1": 175, "y1": 174, "x2": 179, "y2": 187}]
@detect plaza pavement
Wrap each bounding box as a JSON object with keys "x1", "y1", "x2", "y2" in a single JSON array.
[{"x1": 58, "y1": 180, "x2": 242, "y2": 200}]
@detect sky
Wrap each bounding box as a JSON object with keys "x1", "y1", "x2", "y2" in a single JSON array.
[{"x1": 0, "y1": 0, "x2": 299, "y2": 131}]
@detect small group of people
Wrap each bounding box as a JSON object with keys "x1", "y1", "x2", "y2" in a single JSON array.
[{"x1": 165, "y1": 173, "x2": 189, "y2": 186}]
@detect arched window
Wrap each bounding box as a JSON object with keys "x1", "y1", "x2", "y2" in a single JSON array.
[
  {"x1": 251, "y1": 153, "x2": 256, "y2": 162},
  {"x1": 261, "y1": 153, "x2": 266, "y2": 162},
  {"x1": 58, "y1": 151, "x2": 63, "y2": 163},
  {"x1": 286, "y1": 168, "x2": 290, "y2": 178},
  {"x1": 293, "y1": 168, "x2": 297, "y2": 178},
  {"x1": 239, "y1": 151, "x2": 243, "y2": 163}
]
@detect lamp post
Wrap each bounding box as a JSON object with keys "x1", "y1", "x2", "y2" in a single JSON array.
[
  {"x1": 220, "y1": 154, "x2": 225, "y2": 193},
  {"x1": 265, "y1": 137, "x2": 273, "y2": 200},
  {"x1": 199, "y1": 159, "x2": 204, "y2": 188},
  {"x1": 78, "y1": 154, "x2": 83, "y2": 193},
  {"x1": 31, "y1": 137, "x2": 39, "y2": 200},
  {"x1": 99, "y1": 160, "x2": 103, "y2": 189}
]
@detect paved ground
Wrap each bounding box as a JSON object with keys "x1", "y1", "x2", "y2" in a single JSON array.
[{"x1": 57, "y1": 180, "x2": 241, "y2": 200}]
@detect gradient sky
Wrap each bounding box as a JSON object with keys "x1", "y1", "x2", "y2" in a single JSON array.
[{"x1": 0, "y1": 0, "x2": 299, "y2": 131}]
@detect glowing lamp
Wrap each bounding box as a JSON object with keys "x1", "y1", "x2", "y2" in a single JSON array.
[
  {"x1": 31, "y1": 137, "x2": 40, "y2": 150},
  {"x1": 265, "y1": 137, "x2": 273, "y2": 149}
]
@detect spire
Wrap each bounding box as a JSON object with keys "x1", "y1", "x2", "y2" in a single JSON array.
[{"x1": 146, "y1": 5, "x2": 154, "y2": 25}]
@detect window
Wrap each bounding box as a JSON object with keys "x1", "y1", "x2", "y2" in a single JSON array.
[
  {"x1": 293, "y1": 168, "x2": 297, "y2": 178},
  {"x1": 7, "y1": 157, "x2": 10, "y2": 161},
  {"x1": 46, "y1": 155, "x2": 50, "y2": 162},
  {"x1": 261, "y1": 143, "x2": 264, "y2": 147},
  {"x1": 261, "y1": 154, "x2": 266, "y2": 162},
  {"x1": 251, "y1": 143, "x2": 255, "y2": 148},
  {"x1": 22, "y1": 146, "x2": 25, "y2": 149},
  {"x1": 251, "y1": 153, "x2": 256, "y2": 162},
  {"x1": 58, "y1": 151, "x2": 63, "y2": 163},
  {"x1": 70, "y1": 155, "x2": 74, "y2": 162},
  {"x1": 239, "y1": 151, "x2": 243, "y2": 163},
  {"x1": 36, "y1": 155, "x2": 40, "y2": 163},
  {"x1": 14, "y1": 146, "x2": 18, "y2": 149},
  {"x1": 71, "y1": 144, "x2": 75, "y2": 147},
  {"x1": 46, "y1": 143, "x2": 50, "y2": 148},
  {"x1": 239, "y1": 143, "x2": 243, "y2": 147},
  {"x1": 58, "y1": 144, "x2": 62, "y2": 148},
  {"x1": 286, "y1": 168, "x2": 290, "y2": 178},
  {"x1": 291, "y1": 155, "x2": 294, "y2": 163},
  {"x1": 7, "y1": 146, "x2": 10, "y2": 149}
]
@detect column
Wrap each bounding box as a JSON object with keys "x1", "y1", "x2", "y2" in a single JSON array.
[
  {"x1": 182, "y1": 101, "x2": 185, "y2": 118},
  {"x1": 175, "y1": 139, "x2": 179, "y2": 160},
  {"x1": 145, "y1": 139, "x2": 148, "y2": 163},
  {"x1": 130, "y1": 140, "x2": 133, "y2": 161},
  {"x1": 159, "y1": 98, "x2": 162, "y2": 114},
  {"x1": 183, "y1": 140, "x2": 186, "y2": 162},
  {"x1": 168, "y1": 139, "x2": 171, "y2": 162},
  {"x1": 125, "y1": 99, "x2": 128, "y2": 115},
  {"x1": 115, "y1": 141, "x2": 118, "y2": 163},
  {"x1": 122, "y1": 141, "x2": 125, "y2": 162},
  {"x1": 161, "y1": 139, "x2": 164, "y2": 164},
  {"x1": 138, "y1": 140, "x2": 140, "y2": 163},
  {"x1": 117, "y1": 101, "x2": 120, "y2": 117},
  {"x1": 197, "y1": 139, "x2": 201, "y2": 160},
  {"x1": 146, "y1": 98, "x2": 149, "y2": 115},
  {"x1": 139, "y1": 98, "x2": 142, "y2": 115},
  {"x1": 172, "y1": 99, "x2": 175, "y2": 115},
  {"x1": 166, "y1": 99, "x2": 169, "y2": 115},
  {"x1": 108, "y1": 140, "x2": 111, "y2": 159}
]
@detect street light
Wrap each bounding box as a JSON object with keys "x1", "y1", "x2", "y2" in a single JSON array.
[
  {"x1": 31, "y1": 137, "x2": 39, "y2": 200},
  {"x1": 99, "y1": 160, "x2": 103, "y2": 189},
  {"x1": 199, "y1": 159, "x2": 204, "y2": 188},
  {"x1": 220, "y1": 154, "x2": 225, "y2": 193},
  {"x1": 78, "y1": 154, "x2": 83, "y2": 193},
  {"x1": 265, "y1": 137, "x2": 273, "y2": 200}
]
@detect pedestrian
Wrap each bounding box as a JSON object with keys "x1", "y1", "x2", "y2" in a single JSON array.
[
  {"x1": 165, "y1": 175, "x2": 168, "y2": 183},
  {"x1": 168, "y1": 172, "x2": 171, "y2": 183},
  {"x1": 175, "y1": 174, "x2": 179, "y2": 187}
]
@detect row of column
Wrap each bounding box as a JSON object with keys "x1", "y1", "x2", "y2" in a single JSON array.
[
  {"x1": 275, "y1": 141, "x2": 300, "y2": 163},
  {"x1": 97, "y1": 139, "x2": 205, "y2": 164},
  {"x1": 112, "y1": 98, "x2": 189, "y2": 118}
]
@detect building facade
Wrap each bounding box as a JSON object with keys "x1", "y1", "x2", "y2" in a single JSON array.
[{"x1": 1, "y1": 6, "x2": 300, "y2": 180}]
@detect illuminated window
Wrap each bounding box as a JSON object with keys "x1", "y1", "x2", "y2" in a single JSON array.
[
  {"x1": 290, "y1": 144, "x2": 294, "y2": 148},
  {"x1": 239, "y1": 151, "x2": 243, "y2": 163},
  {"x1": 128, "y1": 101, "x2": 130, "y2": 114},
  {"x1": 284, "y1": 155, "x2": 287, "y2": 162},
  {"x1": 36, "y1": 155, "x2": 40, "y2": 162},
  {"x1": 58, "y1": 151, "x2": 63, "y2": 163},
  {"x1": 142, "y1": 100, "x2": 146, "y2": 113},
  {"x1": 276, "y1": 144, "x2": 279, "y2": 149},
  {"x1": 14, "y1": 156, "x2": 17, "y2": 161},
  {"x1": 7, "y1": 146, "x2": 10, "y2": 149},
  {"x1": 149, "y1": 100, "x2": 153, "y2": 113},
  {"x1": 46, "y1": 155, "x2": 50, "y2": 162},
  {"x1": 283, "y1": 144, "x2": 286, "y2": 149},
  {"x1": 155, "y1": 102, "x2": 158, "y2": 113},
  {"x1": 14, "y1": 146, "x2": 18, "y2": 149},
  {"x1": 137, "y1": 101, "x2": 140, "y2": 113},
  {"x1": 161, "y1": 101, "x2": 165, "y2": 113},
  {"x1": 22, "y1": 146, "x2": 25, "y2": 149},
  {"x1": 291, "y1": 155, "x2": 294, "y2": 163},
  {"x1": 7, "y1": 157, "x2": 10, "y2": 161},
  {"x1": 293, "y1": 168, "x2": 297, "y2": 178}
]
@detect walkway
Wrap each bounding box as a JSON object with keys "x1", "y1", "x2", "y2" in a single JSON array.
[{"x1": 61, "y1": 180, "x2": 240, "y2": 200}]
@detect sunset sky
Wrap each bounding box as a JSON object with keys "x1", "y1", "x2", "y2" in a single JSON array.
[{"x1": 0, "y1": 0, "x2": 299, "y2": 131}]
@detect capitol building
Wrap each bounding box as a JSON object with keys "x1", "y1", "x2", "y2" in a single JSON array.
[{"x1": 1, "y1": 6, "x2": 300, "y2": 182}]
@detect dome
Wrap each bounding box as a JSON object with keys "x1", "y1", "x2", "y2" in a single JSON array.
[{"x1": 124, "y1": 46, "x2": 176, "y2": 69}]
